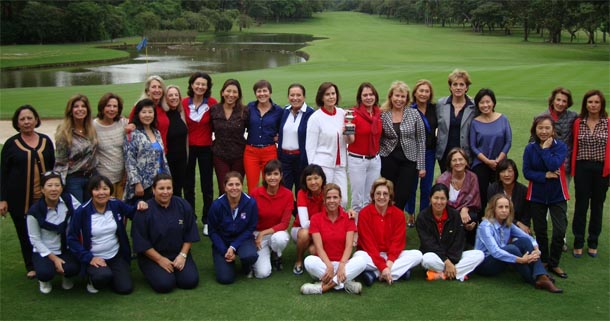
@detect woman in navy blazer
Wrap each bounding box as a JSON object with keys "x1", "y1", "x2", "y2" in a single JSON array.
[{"x1": 277, "y1": 83, "x2": 315, "y2": 198}]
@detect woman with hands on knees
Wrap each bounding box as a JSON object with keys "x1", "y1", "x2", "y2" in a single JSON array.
[
  {"x1": 300, "y1": 184, "x2": 366, "y2": 295},
  {"x1": 523, "y1": 115, "x2": 569, "y2": 279},
  {"x1": 416, "y1": 184, "x2": 484, "y2": 281},
  {"x1": 353, "y1": 177, "x2": 422, "y2": 286},
  {"x1": 131, "y1": 173, "x2": 200, "y2": 293},
  {"x1": 475, "y1": 194, "x2": 562, "y2": 293},
  {"x1": 487, "y1": 159, "x2": 531, "y2": 234},
  {"x1": 251, "y1": 160, "x2": 293, "y2": 278},
  {"x1": 26, "y1": 171, "x2": 80, "y2": 294},
  {"x1": 208, "y1": 172, "x2": 259, "y2": 284},
  {"x1": 291, "y1": 164, "x2": 326, "y2": 275},
  {"x1": 68, "y1": 175, "x2": 147, "y2": 294}
]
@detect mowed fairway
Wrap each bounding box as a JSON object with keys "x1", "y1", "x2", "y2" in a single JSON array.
[{"x1": 1, "y1": 12, "x2": 609, "y2": 321}]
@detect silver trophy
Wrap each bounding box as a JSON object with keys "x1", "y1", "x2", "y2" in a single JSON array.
[{"x1": 344, "y1": 110, "x2": 355, "y2": 135}]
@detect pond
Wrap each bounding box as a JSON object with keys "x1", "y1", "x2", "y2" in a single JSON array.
[{"x1": 1, "y1": 33, "x2": 318, "y2": 88}]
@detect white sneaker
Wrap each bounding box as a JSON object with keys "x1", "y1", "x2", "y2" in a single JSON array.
[
  {"x1": 39, "y1": 281, "x2": 52, "y2": 294},
  {"x1": 202, "y1": 224, "x2": 209, "y2": 236},
  {"x1": 344, "y1": 280, "x2": 362, "y2": 295},
  {"x1": 62, "y1": 277, "x2": 74, "y2": 290},
  {"x1": 86, "y1": 280, "x2": 99, "y2": 294},
  {"x1": 246, "y1": 270, "x2": 254, "y2": 279},
  {"x1": 300, "y1": 282, "x2": 323, "y2": 295}
]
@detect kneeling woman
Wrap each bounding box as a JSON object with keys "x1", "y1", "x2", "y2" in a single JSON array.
[
  {"x1": 208, "y1": 172, "x2": 259, "y2": 284},
  {"x1": 250, "y1": 160, "x2": 293, "y2": 278},
  {"x1": 68, "y1": 175, "x2": 147, "y2": 294},
  {"x1": 300, "y1": 184, "x2": 366, "y2": 295},
  {"x1": 132, "y1": 173, "x2": 200, "y2": 293},
  {"x1": 27, "y1": 171, "x2": 81, "y2": 294},
  {"x1": 354, "y1": 177, "x2": 422, "y2": 286},
  {"x1": 475, "y1": 194, "x2": 562, "y2": 293},
  {"x1": 416, "y1": 184, "x2": 484, "y2": 281}
]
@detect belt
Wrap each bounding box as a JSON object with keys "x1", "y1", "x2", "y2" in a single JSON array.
[
  {"x1": 68, "y1": 170, "x2": 94, "y2": 178},
  {"x1": 282, "y1": 149, "x2": 300, "y2": 155},
  {"x1": 348, "y1": 152, "x2": 376, "y2": 160},
  {"x1": 248, "y1": 143, "x2": 274, "y2": 148}
]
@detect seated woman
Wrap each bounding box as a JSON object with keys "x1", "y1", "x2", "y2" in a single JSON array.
[
  {"x1": 208, "y1": 172, "x2": 258, "y2": 284},
  {"x1": 416, "y1": 184, "x2": 484, "y2": 281},
  {"x1": 291, "y1": 164, "x2": 326, "y2": 275},
  {"x1": 487, "y1": 159, "x2": 531, "y2": 234},
  {"x1": 27, "y1": 171, "x2": 81, "y2": 294},
  {"x1": 435, "y1": 147, "x2": 480, "y2": 244},
  {"x1": 250, "y1": 160, "x2": 293, "y2": 278},
  {"x1": 354, "y1": 177, "x2": 423, "y2": 286},
  {"x1": 68, "y1": 175, "x2": 147, "y2": 294},
  {"x1": 475, "y1": 194, "x2": 562, "y2": 293},
  {"x1": 132, "y1": 173, "x2": 200, "y2": 293},
  {"x1": 300, "y1": 184, "x2": 366, "y2": 295}
]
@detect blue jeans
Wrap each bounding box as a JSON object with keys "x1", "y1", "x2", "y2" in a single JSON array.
[
  {"x1": 213, "y1": 240, "x2": 258, "y2": 285},
  {"x1": 32, "y1": 252, "x2": 79, "y2": 282},
  {"x1": 406, "y1": 149, "x2": 435, "y2": 214},
  {"x1": 65, "y1": 174, "x2": 90, "y2": 203},
  {"x1": 476, "y1": 237, "x2": 547, "y2": 284}
]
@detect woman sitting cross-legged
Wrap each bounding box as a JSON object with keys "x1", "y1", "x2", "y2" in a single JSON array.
[
  {"x1": 475, "y1": 194, "x2": 562, "y2": 293},
  {"x1": 68, "y1": 175, "x2": 147, "y2": 294},
  {"x1": 26, "y1": 171, "x2": 81, "y2": 294},
  {"x1": 208, "y1": 171, "x2": 259, "y2": 284},
  {"x1": 131, "y1": 173, "x2": 200, "y2": 293},
  {"x1": 300, "y1": 184, "x2": 366, "y2": 295},
  {"x1": 416, "y1": 183, "x2": 484, "y2": 281},
  {"x1": 353, "y1": 177, "x2": 422, "y2": 286}
]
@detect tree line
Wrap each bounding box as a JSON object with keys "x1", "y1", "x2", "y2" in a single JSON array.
[
  {"x1": 0, "y1": 0, "x2": 327, "y2": 45},
  {"x1": 333, "y1": 0, "x2": 609, "y2": 43}
]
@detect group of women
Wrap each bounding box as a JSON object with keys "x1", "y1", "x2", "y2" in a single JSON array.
[{"x1": 0, "y1": 69, "x2": 607, "y2": 296}]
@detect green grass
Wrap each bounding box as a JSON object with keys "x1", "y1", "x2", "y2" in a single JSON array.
[
  {"x1": 1, "y1": 12, "x2": 609, "y2": 320},
  {"x1": 0, "y1": 44, "x2": 131, "y2": 69}
]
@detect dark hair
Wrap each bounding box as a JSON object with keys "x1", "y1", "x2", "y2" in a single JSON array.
[
  {"x1": 41, "y1": 171, "x2": 63, "y2": 188},
  {"x1": 262, "y1": 159, "x2": 283, "y2": 188},
  {"x1": 579, "y1": 89, "x2": 607, "y2": 119},
  {"x1": 474, "y1": 88, "x2": 497, "y2": 116},
  {"x1": 430, "y1": 183, "x2": 449, "y2": 200},
  {"x1": 369, "y1": 177, "x2": 394, "y2": 206},
  {"x1": 187, "y1": 72, "x2": 212, "y2": 99},
  {"x1": 356, "y1": 82, "x2": 379, "y2": 106},
  {"x1": 87, "y1": 175, "x2": 114, "y2": 195},
  {"x1": 132, "y1": 99, "x2": 157, "y2": 130},
  {"x1": 548, "y1": 87, "x2": 573, "y2": 109},
  {"x1": 495, "y1": 158, "x2": 519, "y2": 182},
  {"x1": 315, "y1": 82, "x2": 340, "y2": 108},
  {"x1": 446, "y1": 147, "x2": 470, "y2": 171},
  {"x1": 253, "y1": 79, "x2": 272, "y2": 94},
  {"x1": 299, "y1": 164, "x2": 327, "y2": 195},
  {"x1": 287, "y1": 83, "x2": 306, "y2": 97},
  {"x1": 219, "y1": 79, "x2": 244, "y2": 108},
  {"x1": 152, "y1": 173, "x2": 173, "y2": 188},
  {"x1": 224, "y1": 171, "x2": 244, "y2": 186},
  {"x1": 412, "y1": 79, "x2": 435, "y2": 104},
  {"x1": 12, "y1": 105, "x2": 41, "y2": 131},
  {"x1": 530, "y1": 114, "x2": 555, "y2": 144},
  {"x1": 97, "y1": 93, "x2": 124, "y2": 121}
]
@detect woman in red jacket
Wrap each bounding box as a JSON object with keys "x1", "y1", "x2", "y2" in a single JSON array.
[{"x1": 353, "y1": 177, "x2": 422, "y2": 286}]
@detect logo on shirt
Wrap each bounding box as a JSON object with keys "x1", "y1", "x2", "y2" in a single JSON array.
[
  {"x1": 178, "y1": 219, "x2": 184, "y2": 225},
  {"x1": 240, "y1": 212, "x2": 247, "y2": 220}
]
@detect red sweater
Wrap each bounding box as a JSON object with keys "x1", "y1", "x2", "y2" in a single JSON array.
[
  {"x1": 251, "y1": 186, "x2": 294, "y2": 232},
  {"x1": 357, "y1": 204, "x2": 406, "y2": 271},
  {"x1": 347, "y1": 104, "x2": 382, "y2": 156},
  {"x1": 128, "y1": 104, "x2": 169, "y2": 153},
  {"x1": 182, "y1": 97, "x2": 218, "y2": 147},
  {"x1": 294, "y1": 189, "x2": 324, "y2": 228}
]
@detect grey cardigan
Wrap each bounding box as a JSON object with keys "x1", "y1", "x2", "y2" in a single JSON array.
[
  {"x1": 435, "y1": 96, "x2": 476, "y2": 160},
  {"x1": 379, "y1": 107, "x2": 426, "y2": 170}
]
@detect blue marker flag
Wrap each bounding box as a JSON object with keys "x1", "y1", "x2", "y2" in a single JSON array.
[{"x1": 136, "y1": 37, "x2": 147, "y2": 52}]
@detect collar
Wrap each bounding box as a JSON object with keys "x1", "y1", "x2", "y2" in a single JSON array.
[
  {"x1": 285, "y1": 102, "x2": 309, "y2": 113},
  {"x1": 321, "y1": 106, "x2": 337, "y2": 116}
]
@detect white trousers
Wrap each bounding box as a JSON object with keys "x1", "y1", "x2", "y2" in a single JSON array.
[
  {"x1": 421, "y1": 250, "x2": 484, "y2": 281},
  {"x1": 304, "y1": 255, "x2": 366, "y2": 290},
  {"x1": 252, "y1": 231, "x2": 289, "y2": 279},
  {"x1": 321, "y1": 165, "x2": 348, "y2": 208},
  {"x1": 353, "y1": 249, "x2": 423, "y2": 281},
  {"x1": 347, "y1": 155, "x2": 381, "y2": 213}
]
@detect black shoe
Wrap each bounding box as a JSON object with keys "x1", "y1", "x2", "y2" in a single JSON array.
[
  {"x1": 271, "y1": 252, "x2": 283, "y2": 271},
  {"x1": 400, "y1": 270, "x2": 411, "y2": 281},
  {"x1": 360, "y1": 271, "x2": 376, "y2": 287}
]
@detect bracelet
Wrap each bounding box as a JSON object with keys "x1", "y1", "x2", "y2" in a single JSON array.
[{"x1": 179, "y1": 252, "x2": 187, "y2": 258}]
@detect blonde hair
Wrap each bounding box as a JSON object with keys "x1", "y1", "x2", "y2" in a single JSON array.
[
  {"x1": 55, "y1": 94, "x2": 97, "y2": 148},
  {"x1": 412, "y1": 79, "x2": 435, "y2": 104},
  {"x1": 447, "y1": 69, "x2": 472, "y2": 87},
  {"x1": 163, "y1": 85, "x2": 186, "y2": 123},
  {"x1": 484, "y1": 194, "x2": 514, "y2": 226},
  {"x1": 140, "y1": 75, "x2": 166, "y2": 109},
  {"x1": 369, "y1": 177, "x2": 394, "y2": 206},
  {"x1": 381, "y1": 81, "x2": 410, "y2": 112}
]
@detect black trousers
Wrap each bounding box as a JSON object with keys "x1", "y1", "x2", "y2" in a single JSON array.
[
  {"x1": 185, "y1": 146, "x2": 214, "y2": 224},
  {"x1": 9, "y1": 211, "x2": 33, "y2": 272},
  {"x1": 137, "y1": 253, "x2": 199, "y2": 293},
  {"x1": 87, "y1": 254, "x2": 133, "y2": 294},
  {"x1": 572, "y1": 160, "x2": 609, "y2": 249},
  {"x1": 531, "y1": 201, "x2": 567, "y2": 268},
  {"x1": 381, "y1": 155, "x2": 417, "y2": 210}
]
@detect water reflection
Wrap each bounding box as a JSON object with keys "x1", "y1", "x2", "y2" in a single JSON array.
[{"x1": 1, "y1": 33, "x2": 318, "y2": 88}]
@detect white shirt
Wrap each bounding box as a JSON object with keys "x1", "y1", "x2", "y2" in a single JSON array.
[
  {"x1": 306, "y1": 107, "x2": 348, "y2": 168},
  {"x1": 281, "y1": 104, "x2": 308, "y2": 151},
  {"x1": 449, "y1": 184, "x2": 460, "y2": 203},
  {"x1": 90, "y1": 210, "x2": 120, "y2": 260},
  {"x1": 27, "y1": 196, "x2": 81, "y2": 257}
]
